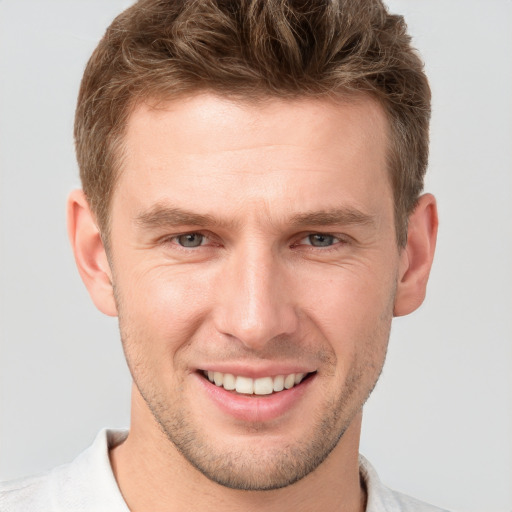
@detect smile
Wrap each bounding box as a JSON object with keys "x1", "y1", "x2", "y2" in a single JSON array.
[{"x1": 203, "y1": 370, "x2": 310, "y2": 395}]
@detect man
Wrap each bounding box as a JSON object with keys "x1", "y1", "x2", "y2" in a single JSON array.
[{"x1": 0, "y1": 0, "x2": 443, "y2": 510}]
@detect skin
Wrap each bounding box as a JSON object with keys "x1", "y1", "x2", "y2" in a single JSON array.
[{"x1": 68, "y1": 93, "x2": 437, "y2": 512}]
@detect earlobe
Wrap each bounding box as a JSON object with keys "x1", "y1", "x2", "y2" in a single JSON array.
[
  {"x1": 394, "y1": 193, "x2": 438, "y2": 317},
  {"x1": 67, "y1": 189, "x2": 118, "y2": 317}
]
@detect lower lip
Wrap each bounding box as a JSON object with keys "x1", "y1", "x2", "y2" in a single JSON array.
[{"x1": 195, "y1": 373, "x2": 315, "y2": 423}]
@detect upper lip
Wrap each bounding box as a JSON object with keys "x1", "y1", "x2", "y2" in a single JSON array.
[{"x1": 195, "y1": 363, "x2": 316, "y2": 379}]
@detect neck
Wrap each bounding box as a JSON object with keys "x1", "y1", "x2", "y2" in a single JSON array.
[{"x1": 110, "y1": 388, "x2": 366, "y2": 512}]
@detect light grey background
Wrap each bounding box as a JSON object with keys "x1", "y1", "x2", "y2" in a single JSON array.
[{"x1": 1, "y1": 1, "x2": 511, "y2": 511}]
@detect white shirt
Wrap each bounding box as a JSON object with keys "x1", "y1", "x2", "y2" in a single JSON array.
[{"x1": 0, "y1": 430, "x2": 449, "y2": 511}]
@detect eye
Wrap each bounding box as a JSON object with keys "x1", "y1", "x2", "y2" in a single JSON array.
[
  {"x1": 304, "y1": 233, "x2": 339, "y2": 247},
  {"x1": 175, "y1": 233, "x2": 206, "y2": 248}
]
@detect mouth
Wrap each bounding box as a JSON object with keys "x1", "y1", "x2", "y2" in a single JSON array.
[{"x1": 201, "y1": 370, "x2": 315, "y2": 396}]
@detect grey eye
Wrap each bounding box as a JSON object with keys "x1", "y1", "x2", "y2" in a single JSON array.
[
  {"x1": 308, "y1": 234, "x2": 335, "y2": 247},
  {"x1": 177, "y1": 233, "x2": 205, "y2": 247}
]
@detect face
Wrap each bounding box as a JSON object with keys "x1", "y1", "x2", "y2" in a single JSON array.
[{"x1": 108, "y1": 93, "x2": 401, "y2": 490}]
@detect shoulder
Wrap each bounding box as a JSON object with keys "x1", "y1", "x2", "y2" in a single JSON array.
[
  {"x1": 0, "y1": 469, "x2": 57, "y2": 511},
  {"x1": 359, "y1": 455, "x2": 451, "y2": 512},
  {"x1": 0, "y1": 429, "x2": 129, "y2": 512}
]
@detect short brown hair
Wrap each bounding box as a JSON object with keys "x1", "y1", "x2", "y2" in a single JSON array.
[{"x1": 75, "y1": 0, "x2": 430, "y2": 246}]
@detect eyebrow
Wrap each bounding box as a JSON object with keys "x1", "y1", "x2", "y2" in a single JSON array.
[
  {"x1": 135, "y1": 204, "x2": 376, "y2": 230},
  {"x1": 289, "y1": 208, "x2": 376, "y2": 228},
  {"x1": 135, "y1": 205, "x2": 240, "y2": 230}
]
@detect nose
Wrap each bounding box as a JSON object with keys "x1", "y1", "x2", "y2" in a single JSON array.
[{"x1": 213, "y1": 243, "x2": 299, "y2": 351}]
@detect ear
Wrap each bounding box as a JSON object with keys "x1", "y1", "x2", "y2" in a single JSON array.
[
  {"x1": 394, "y1": 193, "x2": 438, "y2": 317},
  {"x1": 67, "y1": 189, "x2": 118, "y2": 317}
]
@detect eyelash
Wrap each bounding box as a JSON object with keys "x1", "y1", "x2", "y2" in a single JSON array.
[
  {"x1": 295, "y1": 233, "x2": 346, "y2": 249},
  {"x1": 163, "y1": 232, "x2": 215, "y2": 249},
  {"x1": 162, "y1": 231, "x2": 349, "y2": 252}
]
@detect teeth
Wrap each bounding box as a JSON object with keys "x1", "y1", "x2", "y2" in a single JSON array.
[
  {"x1": 273, "y1": 375, "x2": 284, "y2": 392},
  {"x1": 214, "y1": 372, "x2": 223, "y2": 386},
  {"x1": 204, "y1": 371, "x2": 308, "y2": 395},
  {"x1": 223, "y1": 373, "x2": 236, "y2": 391},
  {"x1": 235, "y1": 376, "x2": 254, "y2": 394},
  {"x1": 253, "y1": 377, "x2": 273, "y2": 395},
  {"x1": 284, "y1": 374, "x2": 295, "y2": 389}
]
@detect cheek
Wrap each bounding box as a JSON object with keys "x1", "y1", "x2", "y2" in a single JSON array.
[
  {"x1": 299, "y1": 264, "x2": 396, "y2": 370},
  {"x1": 123, "y1": 262, "x2": 214, "y2": 320},
  {"x1": 114, "y1": 265, "x2": 215, "y2": 371},
  {"x1": 301, "y1": 259, "x2": 396, "y2": 321}
]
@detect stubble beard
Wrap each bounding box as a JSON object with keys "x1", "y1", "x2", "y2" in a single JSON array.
[
  {"x1": 120, "y1": 331, "x2": 389, "y2": 492},
  {"x1": 114, "y1": 283, "x2": 394, "y2": 491},
  {"x1": 143, "y1": 378, "x2": 356, "y2": 491}
]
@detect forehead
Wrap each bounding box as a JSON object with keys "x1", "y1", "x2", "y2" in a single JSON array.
[
  {"x1": 114, "y1": 93, "x2": 392, "y2": 226},
  {"x1": 125, "y1": 92, "x2": 388, "y2": 158}
]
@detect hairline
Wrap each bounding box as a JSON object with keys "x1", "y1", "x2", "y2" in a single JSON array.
[{"x1": 96, "y1": 87, "x2": 407, "y2": 252}]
